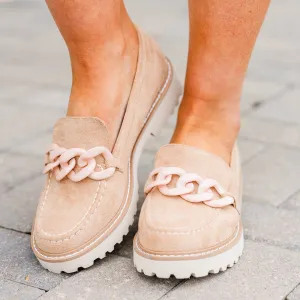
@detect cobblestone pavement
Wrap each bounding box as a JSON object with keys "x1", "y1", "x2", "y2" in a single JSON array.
[{"x1": 1, "y1": 0, "x2": 300, "y2": 299}]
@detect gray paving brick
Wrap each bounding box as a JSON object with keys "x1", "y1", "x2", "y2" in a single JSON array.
[
  {"x1": 125, "y1": 0, "x2": 188, "y2": 34},
  {"x1": 0, "y1": 2, "x2": 71, "y2": 88},
  {"x1": 238, "y1": 138, "x2": 265, "y2": 164},
  {"x1": 0, "y1": 103, "x2": 63, "y2": 151},
  {"x1": 168, "y1": 108, "x2": 179, "y2": 127},
  {"x1": 254, "y1": 88, "x2": 300, "y2": 124},
  {"x1": 243, "y1": 201, "x2": 300, "y2": 250},
  {"x1": 144, "y1": 124, "x2": 174, "y2": 153},
  {"x1": 241, "y1": 79, "x2": 286, "y2": 113},
  {"x1": 0, "y1": 153, "x2": 42, "y2": 194},
  {"x1": 287, "y1": 284, "x2": 300, "y2": 300},
  {"x1": 126, "y1": 0, "x2": 188, "y2": 81},
  {"x1": 161, "y1": 240, "x2": 300, "y2": 300},
  {"x1": 40, "y1": 255, "x2": 179, "y2": 300},
  {"x1": 0, "y1": 176, "x2": 44, "y2": 233},
  {"x1": 0, "y1": 83, "x2": 31, "y2": 104},
  {"x1": 19, "y1": 88, "x2": 69, "y2": 110},
  {"x1": 240, "y1": 117, "x2": 300, "y2": 148},
  {"x1": 243, "y1": 146, "x2": 300, "y2": 206},
  {"x1": 281, "y1": 190, "x2": 300, "y2": 211},
  {"x1": 246, "y1": 0, "x2": 300, "y2": 84},
  {"x1": 1, "y1": 53, "x2": 69, "y2": 90},
  {"x1": 256, "y1": 0, "x2": 300, "y2": 47},
  {"x1": 247, "y1": 45, "x2": 300, "y2": 84},
  {"x1": 0, "y1": 228, "x2": 69, "y2": 291},
  {"x1": 0, "y1": 275, "x2": 44, "y2": 300},
  {"x1": 17, "y1": 133, "x2": 52, "y2": 157}
]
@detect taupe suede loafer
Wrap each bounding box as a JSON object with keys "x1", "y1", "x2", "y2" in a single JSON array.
[
  {"x1": 31, "y1": 30, "x2": 182, "y2": 273},
  {"x1": 134, "y1": 144, "x2": 243, "y2": 279}
]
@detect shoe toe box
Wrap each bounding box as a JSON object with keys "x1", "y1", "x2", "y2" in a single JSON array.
[{"x1": 136, "y1": 190, "x2": 241, "y2": 256}]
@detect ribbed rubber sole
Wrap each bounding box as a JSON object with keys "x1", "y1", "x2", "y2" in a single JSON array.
[
  {"x1": 133, "y1": 233, "x2": 244, "y2": 279},
  {"x1": 37, "y1": 61, "x2": 182, "y2": 273}
]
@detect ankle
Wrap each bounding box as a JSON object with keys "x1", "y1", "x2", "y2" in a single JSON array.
[
  {"x1": 67, "y1": 22, "x2": 138, "y2": 143},
  {"x1": 171, "y1": 95, "x2": 240, "y2": 163},
  {"x1": 69, "y1": 20, "x2": 138, "y2": 80}
]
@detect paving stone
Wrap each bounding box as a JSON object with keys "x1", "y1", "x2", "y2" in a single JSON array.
[
  {"x1": 0, "y1": 0, "x2": 44, "y2": 9},
  {"x1": 238, "y1": 138, "x2": 265, "y2": 164},
  {"x1": 0, "y1": 2, "x2": 71, "y2": 88},
  {"x1": 19, "y1": 87, "x2": 69, "y2": 110},
  {"x1": 257, "y1": 0, "x2": 300, "y2": 48},
  {"x1": 168, "y1": 108, "x2": 179, "y2": 127},
  {"x1": 0, "y1": 228, "x2": 69, "y2": 291},
  {"x1": 0, "y1": 103, "x2": 63, "y2": 151},
  {"x1": 281, "y1": 190, "x2": 300, "y2": 211},
  {"x1": 144, "y1": 123, "x2": 175, "y2": 154},
  {"x1": 287, "y1": 285, "x2": 300, "y2": 300},
  {"x1": 125, "y1": 0, "x2": 188, "y2": 81},
  {"x1": 0, "y1": 176, "x2": 44, "y2": 233},
  {"x1": 241, "y1": 79, "x2": 286, "y2": 113},
  {"x1": 0, "y1": 83, "x2": 31, "y2": 104},
  {"x1": 243, "y1": 201, "x2": 300, "y2": 250},
  {"x1": 254, "y1": 88, "x2": 300, "y2": 124},
  {"x1": 247, "y1": 42, "x2": 300, "y2": 84},
  {"x1": 161, "y1": 240, "x2": 300, "y2": 300},
  {"x1": 242, "y1": 146, "x2": 300, "y2": 206},
  {"x1": 246, "y1": 0, "x2": 300, "y2": 84},
  {"x1": 40, "y1": 255, "x2": 179, "y2": 300},
  {"x1": 0, "y1": 153, "x2": 42, "y2": 194},
  {"x1": 240, "y1": 117, "x2": 300, "y2": 148},
  {"x1": 0, "y1": 275, "x2": 44, "y2": 300},
  {"x1": 17, "y1": 133, "x2": 52, "y2": 157}
]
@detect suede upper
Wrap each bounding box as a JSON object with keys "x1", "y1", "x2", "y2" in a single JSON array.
[
  {"x1": 135, "y1": 144, "x2": 242, "y2": 258},
  {"x1": 31, "y1": 29, "x2": 171, "y2": 261}
]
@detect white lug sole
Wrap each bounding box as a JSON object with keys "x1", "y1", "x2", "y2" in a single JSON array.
[
  {"x1": 133, "y1": 233, "x2": 244, "y2": 279},
  {"x1": 37, "y1": 61, "x2": 182, "y2": 273}
]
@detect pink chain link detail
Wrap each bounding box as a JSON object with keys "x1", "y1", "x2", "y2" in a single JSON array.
[
  {"x1": 145, "y1": 167, "x2": 235, "y2": 208},
  {"x1": 43, "y1": 144, "x2": 116, "y2": 182}
]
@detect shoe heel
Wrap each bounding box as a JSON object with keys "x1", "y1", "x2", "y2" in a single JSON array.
[{"x1": 147, "y1": 60, "x2": 182, "y2": 138}]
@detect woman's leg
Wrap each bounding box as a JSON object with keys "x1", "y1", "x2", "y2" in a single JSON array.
[
  {"x1": 46, "y1": 0, "x2": 138, "y2": 144},
  {"x1": 172, "y1": 0, "x2": 270, "y2": 163},
  {"x1": 33, "y1": 0, "x2": 175, "y2": 273}
]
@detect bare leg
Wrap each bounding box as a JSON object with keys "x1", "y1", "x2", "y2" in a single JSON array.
[
  {"x1": 172, "y1": 0, "x2": 270, "y2": 163},
  {"x1": 46, "y1": 0, "x2": 138, "y2": 144}
]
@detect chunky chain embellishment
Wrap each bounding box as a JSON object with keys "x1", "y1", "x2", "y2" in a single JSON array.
[
  {"x1": 145, "y1": 167, "x2": 235, "y2": 208},
  {"x1": 43, "y1": 144, "x2": 117, "y2": 182}
]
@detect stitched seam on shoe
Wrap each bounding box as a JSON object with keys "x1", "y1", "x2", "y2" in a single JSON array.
[
  {"x1": 147, "y1": 210, "x2": 224, "y2": 235},
  {"x1": 38, "y1": 165, "x2": 104, "y2": 238},
  {"x1": 33, "y1": 160, "x2": 131, "y2": 258},
  {"x1": 145, "y1": 191, "x2": 225, "y2": 234},
  {"x1": 33, "y1": 58, "x2": 172, "y2": 257},
  {"x1": 154, "y1": 144, "x2": 233, "y2": 176},
  {"x1": 135, "y1": 224, "x2": 240, "y2": 258},
  {"x1": 38, "y1": 180, "x2": 105, "y2": 242}
]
